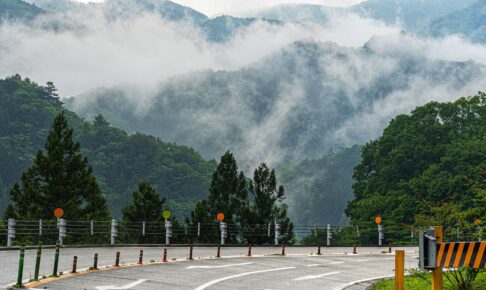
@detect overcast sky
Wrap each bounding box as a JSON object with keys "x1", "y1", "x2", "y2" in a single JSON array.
[{"x1": 74, "y1": 0, "x2": 364, "y2": 16}]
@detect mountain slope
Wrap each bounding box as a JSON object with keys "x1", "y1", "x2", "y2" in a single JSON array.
[
  {"x1": 351, "y1": 0, "x2": 477, "y2": 32},
  {"x1": 255, "y1": 4, "x2": 341, "y2": 24},
  {"x1": 201, "y1": 16, "x2": 280, "y2": 42},
  {"x1": 67, "y1": 36, "x2": 486, "y2": 169},
  {"x1": 423, "y1": 0, "x2": 486, "y2": 43},
  {"x1": 0, "y1": 0, "x2": 44, "y2": 21},
  {"x1": 0, "y1": 75, "x2": 216, "y2": 218}
]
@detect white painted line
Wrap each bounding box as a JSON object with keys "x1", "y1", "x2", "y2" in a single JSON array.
[
  {"x1": 305, "y1": 264, "x2": 320, "y2": 267},
  {"x1": 332, "y1": 275, "x2": 394, "y2": 290},
  {"x1": 293, "y1": 271, "x2": 340, "y2": 281},
  {"x1": 329, "y1": 261, "x2": 344, "y2": 265},
  {"x1": 194, "y1": 267, "x2": 296, "y2": 290},
  {"x1": 356, "y1": 259, "x2": 370, "y2": 262},
  {"x1": 96, "y1": 279, "x2": 148, "y2": 290},
  {"x1": 384, "y1": 258, "x2": 395, "y2": 260},
  {"x1": 187, "y1": 262, "x2": 253, "y2": 269}
]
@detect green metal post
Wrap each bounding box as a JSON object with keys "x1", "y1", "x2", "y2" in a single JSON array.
[
  {"x1": 52, "y1": 242, "x2": 60, "y2": 277},
  {"x1": 33, "y1": 243, "x2": 42, "y2": 281},
  {"x1": 16, "y1": 245, "x2": 25, "y2": 288}
]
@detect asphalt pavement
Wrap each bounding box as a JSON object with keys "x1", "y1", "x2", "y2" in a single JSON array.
[{"x1": 0, "y1": 246, "x2": 418, "y2": 290}]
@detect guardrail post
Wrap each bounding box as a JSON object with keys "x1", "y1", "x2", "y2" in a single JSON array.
[
  {"x1": 163, "y1": 248, "x2": 168, "y2": 262},
  {"x1": 395, "y1": 250, "x2": 404, "y2": 290},
  {"x1": 378, "y1": 224, "x2": 384, "y2": 246},
  {"x1": 431, "y1": 226, "x2": 443, "y2": 290},
  {"x1": 274, "y1": 223, "x2": 280, "y2": 246},
  {"x1": 16, "y1": 245, "x2": 25, "y2": 288},
  {"x1": 39, "y1": 219, "x2": 42, "y2": 237},
  {"x1": 58, "y1": 218, "x2": 66, "y2": 246},
  {"x1": 111, "y1": 219, "x2": 118, "y2": 246},
  {"x1": 7, "y1": 218, "x2": 15, "y2": 247},
  {"x1": 33, "y1": 243, "x2": 42, "y2": 281},
  {"x1": 52, "y1": 242, "x2": 60, "y2": 277},
  {"x1": 71, "y1": 256, "x2": 78, "y2": 273},
  {"x1": 326, "y1": 224, "x2": 332, "y2": 246}
]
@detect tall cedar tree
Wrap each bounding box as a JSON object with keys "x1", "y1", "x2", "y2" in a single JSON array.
[
  {"x1": 122, "y1": 182, "x2": 165, "y2": 243},
  {"x1": 245, "y1": 163, "x2": 294, "y2": 244},
  {"x1": 4, "y1": 112, "x2": 110, "y2": 221}
]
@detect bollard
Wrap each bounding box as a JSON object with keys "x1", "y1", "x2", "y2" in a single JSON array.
[
  {"x1": 388, "y1": 242, "x2": 392, "y2": 253},
  {"x1": 431, "y1": 226, "x2": 443, "y2": 290},
  {"x1": 247, "y1": 244, "x2": 252, "y2": 257},
  {"x1": 216, "y1": 246, "x2": 221, "y2": 258},
  {"x1": 189, "y1": 246, "x2": 193, "y2": 260},
  {"x1": 138, "y1": 250, "x2": 144, "y2": 264},
  {"x1": 93, "y1": 253, "x2": 99, "y2": 270},
  {"x1": 16, "y1": 245, "x2": 25, "y2": 288},
  {"x1": 317, "y1": 245, "x2": 321, "y2": 255},
  {"x1": 33, "y1": 243, "x2": 42, "y2": 281},
  {"x1": 52, "y1": 242, "x2": 60, "y2": 277},
  {"x1": 163, "y1": 248, "x2": 168, "y2": 262},
  {"x1": 395, "y1": 250, "x2": 405, "y2": 290},
  {"x1": 71, "y1": 256, "x2": 78, "y2": 273},
  {"x1": 281, "y1": 244, "x2": 285, "y2": 256},
  {"x1": 115, "y1": 251, "x2": 120, "y2": 267},
  {"x1": 353, "y1": 244, "x2": 357, "y2": 254}
]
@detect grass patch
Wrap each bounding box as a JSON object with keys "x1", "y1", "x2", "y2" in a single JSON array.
[{"x1": 373, "y1": 270, "x2": 486, "y2": 290}]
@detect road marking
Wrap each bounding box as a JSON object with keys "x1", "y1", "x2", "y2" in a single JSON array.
[
  {"x1": 305, "y1": 264, "x2": 320, "y2": 267},
  {"x1": 194, "y1": 267, "x2": 296, "y2": 290},
  {"x1": 332, "y1": 275, "x2": 394, "y2": 290},
  {"x1": 356, "y1": 259, "x2": 370, "y2": 262},
  {"x1": 329, "y1": 261, "x2": 344, "y2": 265},
  {"x1": 384, "y1": 257, "x2": 395, "y2": 260},
  {"x1": 293, "y1": 271, "x2": 340, "y2": 281},
  {"x1": 96, "y1": 279, "x2": 148, "y2": 290},
  {"x1": 187, "y1": 262, "x2": 254, "y2": 269}
]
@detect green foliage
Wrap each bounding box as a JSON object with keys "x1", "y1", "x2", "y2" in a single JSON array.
[
  {"x1": 5, "y1": 111, "x2": 110, "y2": 221},
  {"x1": 0, "y1": 75, "x2": 215, "y2": 219},
  {"x1": 346, "y1": 93, "x2": 486, "y2": 243}
]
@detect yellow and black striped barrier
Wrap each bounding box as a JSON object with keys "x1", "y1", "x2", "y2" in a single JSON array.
[{"x1": 436, "y1": 241, "x2": 486, "y2": 269}]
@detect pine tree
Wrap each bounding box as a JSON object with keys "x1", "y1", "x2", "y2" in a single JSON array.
[
  {"x1": 4, "y1": 112, "x2": 110, "y2": 221},
  {"x1": 93, "y1": 114, "x2": 110, "y2": 127}
]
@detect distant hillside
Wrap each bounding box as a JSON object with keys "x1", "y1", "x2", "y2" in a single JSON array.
[
  {"x1": 278, "y1": 146, "x2": 361, "y2": 226},
  {"x1": 423, "y1": 0, "x2": 486, "y2": 43},
  {"x1": 0, "y1": 75, "x2": 216, "y2": 218},
  {"x1": 351, "y1": 0, "x2": 477, "y2": 32},
  {"x1": 0, "y1": 0, "x2": 44, "y2": 21},
  {"x1": 255, "y1": 4, "x2": 341, "y2": 24},
  {"x1": 201, "y1": 16, "x2": 280, "y2": 42}
]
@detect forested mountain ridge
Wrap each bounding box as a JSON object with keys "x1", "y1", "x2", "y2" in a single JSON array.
[
  {"x1": 0, "y1": 75, "x2": 216, "y2": 218},
  {"x1": 346, "y1": 93, "x2": 486, "y2": 234},
  {"x1": 0, "y1": 0, "x2": 44, "y2": 20}
]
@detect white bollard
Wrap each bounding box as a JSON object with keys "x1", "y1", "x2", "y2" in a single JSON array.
[
  {"x1": 58, "y1": 218, "x2": 66, "y2": 246},
  {"x1": 378, "y1": 224, "x2": 384, "y2": 246},
  {"x1": 220, "y1": 222, "x2": 227, "y2": 245}
]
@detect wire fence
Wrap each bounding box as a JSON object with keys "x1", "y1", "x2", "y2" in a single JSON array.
[{"x1": 0, "y1": 219, "x2": 483, "y2": 247}]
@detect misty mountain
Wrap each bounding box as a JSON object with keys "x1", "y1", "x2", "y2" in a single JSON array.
[
  {"x1": 67, "y1": 35, "x2": 486, "y2": 170},
  {"x1": 351, "y1": 0, "x2": 477, "y2": 32},
  {"x1": 201, "y1": 16, "x2": 280, "y2": 42},
  {"x1": 254, "y1": 4, "x2": 341, "y2": 24},
  {"x1": 423, "y1": 0, "x2": 486, "y2": 44},
  {"x1": 0, "y1": 0, "x2": 44, "y2": 21}
]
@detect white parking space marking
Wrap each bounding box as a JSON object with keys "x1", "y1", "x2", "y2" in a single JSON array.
[
  {"x1": 293, "y1": 271, "x2": 340, "y2": 281},
  {"x1": 187, "y1": 262, "x2": 253, "y2": 269},
  {"x1": 194, "y1": 267, "x2": 296, "y2": 290},
  {"x1": 329, "y1": 261, "x2": 344, "y2": 265},
  {"x1": 305, "y1": 264, "x2": 320, "y2": 267}
]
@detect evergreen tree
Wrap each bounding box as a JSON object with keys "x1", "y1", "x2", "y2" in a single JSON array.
[
  {"x1": 207, "y1": 151, "x2": 248, "y2": 224},
  {"x1": 4, "y1": 112, "x2": 110, "y2": 221},
  {"x1": 93, "y1": 114, "x2": 110, "y2": 127},
  {"x1": 122, "y1": 182, "x2": 165, "y2": 243},
  {"x1": 42, "y1": 81, "x2": 62, "y2": 105},
  {"x1": 245, "y1": 163, "x2": 294, "y2": 244}
]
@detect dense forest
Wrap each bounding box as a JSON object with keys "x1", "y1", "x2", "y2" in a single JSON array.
[
  {"x1": 346, "y1": 93, "x2": 486, "y2": 242},
  {"x1": 0, "y1": 75, "x2": 216, "y2": 218}
]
